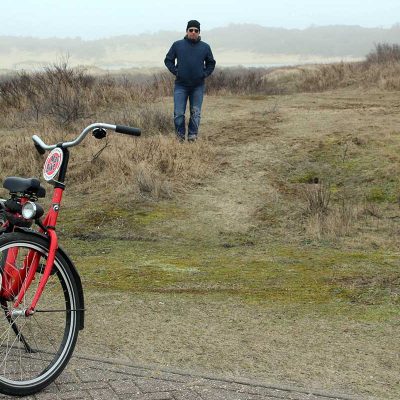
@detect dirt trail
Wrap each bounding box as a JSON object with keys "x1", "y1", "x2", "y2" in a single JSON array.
[
  {"x1": 180, "y1": 143, "x2": 271, "y2": 234},
  {"x1": 168, "y1": 96, "x2": 283, "y2": 240}
]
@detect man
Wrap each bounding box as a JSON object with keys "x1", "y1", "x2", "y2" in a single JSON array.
[{"x1": 164, "y1": 20, "x2": 216, "y2": 142}]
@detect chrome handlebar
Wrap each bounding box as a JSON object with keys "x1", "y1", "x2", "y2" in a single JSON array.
[{"x1": 32, "y1": 123, "x2": 140, "y2": 151}]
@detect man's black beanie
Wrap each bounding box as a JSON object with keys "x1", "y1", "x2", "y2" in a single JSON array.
[{"x1": 186, "y1": 20, "x2": 200, "y2": 31}]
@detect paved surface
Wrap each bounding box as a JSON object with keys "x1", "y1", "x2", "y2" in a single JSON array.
[{"x1": 0, "y1": 355, "x2": 368, "y2": 400}]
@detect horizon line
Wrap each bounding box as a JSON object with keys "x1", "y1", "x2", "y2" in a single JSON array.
[{"x1": 1, "y1": 22, "x2": 399, "y2": 41}]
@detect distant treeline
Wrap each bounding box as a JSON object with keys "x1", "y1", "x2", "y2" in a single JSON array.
[{"x1": 1, "y1": 24, "x2": 400, "y2": 58}]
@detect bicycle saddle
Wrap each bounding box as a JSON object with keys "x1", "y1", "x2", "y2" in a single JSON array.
[{"x1": 3, "y1": 177, "x2": 46, "y2": 198}]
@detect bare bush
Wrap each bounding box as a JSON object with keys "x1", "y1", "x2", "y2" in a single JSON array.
[
  {"x1": 2, "y1": 42, "x2": 400, "y2": 132},
  {"x1": 95, "y1": 73, "x2": 162, "y2": 105},
  {"x1": 0, "y1": 62, "x2": 95, "y2": 126},
  {"x1": 206, "y1": 67, "x2": 282, "y2": 95},
  {"x1": 0, "y1": 74, "x2": 26, "y2": 108},
  {"x1": 133, "y1": 104, "x2": 173, "y2": 134},
  {"x1": 365, "y1": 43, "x2": 400, "y2": 65}
]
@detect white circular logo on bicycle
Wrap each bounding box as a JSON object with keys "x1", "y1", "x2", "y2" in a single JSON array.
[{"x1": 43, "y1": 148, "x2": 63, "y2": 181}]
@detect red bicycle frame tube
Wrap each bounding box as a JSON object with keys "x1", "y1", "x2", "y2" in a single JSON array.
[
  {"x1": 1, "y1": 197, "x2": 30, "y2": 299},
  {"x1": 13, "y1": 187, "x2": 64, "y2": 313}
]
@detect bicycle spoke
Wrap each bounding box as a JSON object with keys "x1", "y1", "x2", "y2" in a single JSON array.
[
  {"x1": 32, "y1": 314, "x2": 59, "y2": 354},
  {"x1": 0, "y1": 315, "x2": 22, "y2": 347},
  {"x1": 1, "y1": 319, "x2": 29, "y2": 377},
  {"x1": 26, "y1": 318, "x2": 46, "y2": 373}
]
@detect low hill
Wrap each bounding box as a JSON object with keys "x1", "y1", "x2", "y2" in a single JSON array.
[{"x1": 1, "y1": 24, "x2": 399, "y2": 69}]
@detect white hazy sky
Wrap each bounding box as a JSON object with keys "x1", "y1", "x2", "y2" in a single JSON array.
[{"x1": 1, "y1": 0, "x2": 399, "y2": 39}]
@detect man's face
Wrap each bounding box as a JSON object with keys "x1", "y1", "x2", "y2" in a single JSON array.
[{"x1": 187, "y1": 27, "x2": 200, "y2": 40}]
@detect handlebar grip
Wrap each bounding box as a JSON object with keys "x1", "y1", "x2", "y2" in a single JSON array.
[{"x1": 115, "y1": 125, "x2": 141, "y2": 136}]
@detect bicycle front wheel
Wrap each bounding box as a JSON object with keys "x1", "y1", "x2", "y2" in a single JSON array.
[{"x1": 0, "y1": 232, "x2": 80, "y2": 396}]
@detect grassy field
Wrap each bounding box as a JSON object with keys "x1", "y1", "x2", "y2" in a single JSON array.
[
  {"x1": 66, "y1": 90, "x2": 398, "y2": 399},
  {"x1": 0, "y1": 54, "x2": 400, "y2": 398}
]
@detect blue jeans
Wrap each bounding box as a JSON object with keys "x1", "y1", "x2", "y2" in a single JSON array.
[{"x1": 173, "y1": 83, "x2": 204, "y2": 139}]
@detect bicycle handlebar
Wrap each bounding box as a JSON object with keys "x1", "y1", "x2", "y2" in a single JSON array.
[{"x1": 32, "y1": 122, "x2": 141, "y2": 151}]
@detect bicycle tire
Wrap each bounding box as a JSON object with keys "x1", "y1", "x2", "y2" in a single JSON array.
[{"x1": 0, "y1": 232, "x2": 80, "y2": 396}]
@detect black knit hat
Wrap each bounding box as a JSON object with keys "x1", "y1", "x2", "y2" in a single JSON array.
[{"x1": 186, "y1": 20, "x2": 200, "y2": 31}]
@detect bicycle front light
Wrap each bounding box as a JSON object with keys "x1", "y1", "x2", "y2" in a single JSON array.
[
  {"x1": 22, "y1": 201, "x2": 37, "y2": 220},
  {"x1": 22, "y1": 202, "x2": 45, "y2": 220}
]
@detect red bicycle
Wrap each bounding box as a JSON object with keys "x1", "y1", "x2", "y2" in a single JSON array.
[{"x1": 0, "y1": 123, "x2": 140, "y2": 396}]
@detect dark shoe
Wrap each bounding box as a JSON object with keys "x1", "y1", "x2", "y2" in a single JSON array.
[
  {"x1": 188, "y1": 135, "x2": 198, "y2": 142},
  {"x1": 176, "y1": 134, "x2": 185, "y2": 142}
]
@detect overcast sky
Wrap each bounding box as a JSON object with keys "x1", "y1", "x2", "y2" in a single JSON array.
[{"x1": 1, "y1": 0, "x2": 399, "y2": 39}]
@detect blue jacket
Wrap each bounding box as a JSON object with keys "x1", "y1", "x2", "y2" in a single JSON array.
[{"x1": 164, "y1": 36, "x2": 216, "y2": 87}]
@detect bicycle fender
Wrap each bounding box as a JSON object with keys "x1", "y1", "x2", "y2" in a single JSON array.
[{"x1": 14, "y1": 227, "x2": 85, "y2": 330}]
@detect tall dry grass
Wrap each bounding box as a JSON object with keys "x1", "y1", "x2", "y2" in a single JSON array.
[
  {"x1": 288, "y1": 61, "x2": 400, "y2": 92},
  {"x1": 0, "y1": 128, "x2": 216, "y2": 201},
  {"x1": 300, "y1": 183, "x2": 359, "y2": 239},
  {"x1": 269, "y1": 44, "x2": 400, "y2": 93}
]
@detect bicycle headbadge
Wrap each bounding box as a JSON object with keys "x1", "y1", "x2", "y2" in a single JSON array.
[{"x1": 43, "y1": 148, "x2": 63, "y2": 184}]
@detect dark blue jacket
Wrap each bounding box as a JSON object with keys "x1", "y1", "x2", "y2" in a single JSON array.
[{"x1": 164, "y1": 36, "x2": 216, "y2": 87}]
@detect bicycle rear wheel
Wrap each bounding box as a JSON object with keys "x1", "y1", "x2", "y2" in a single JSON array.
[{"x1": 0, "y1": 232, "x2": 80, "y2": 396}]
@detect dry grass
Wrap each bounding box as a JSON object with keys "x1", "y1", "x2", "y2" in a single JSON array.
[
  {"x1": 303, "y1": 199, "x2": 358, "y2": 240},
  {"x1": 263, "y1": 44, "x2": 400, "y2": 93},
  {"x1": 0, "y1": 63, "x2": 213, "y2": 201},
  {"x1": 0, "y1": 129, "x2": 216, "y2": 201},
  {"x1": 295, "y1": 61, "x2": 400, "y2": 91},
  {"x1": 1, "y1": 44, "x2": 399, "y2": 134}
]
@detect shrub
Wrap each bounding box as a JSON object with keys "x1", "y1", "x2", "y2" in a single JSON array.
[
  {"x1": 365, "y1": 43, "x2": 400, "y2": 65},
  {"x1": 206, "y1": 67, "x2": 282, "y2": 95},
  {"x1": 0, "y1": 62, "x2": 95, "y2": 125}
]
